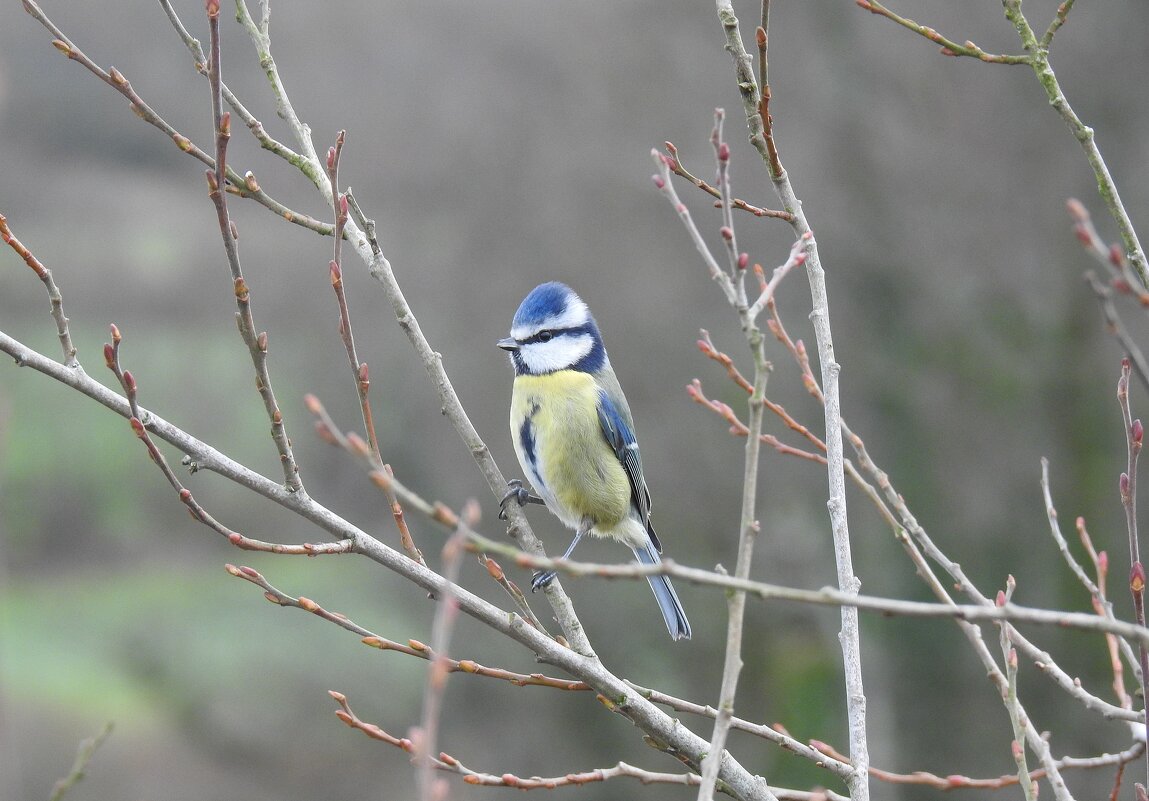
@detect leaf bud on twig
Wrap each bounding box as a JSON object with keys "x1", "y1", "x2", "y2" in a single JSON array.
[{"x1": 1131, "y1": 561, "x2": 1146, "y2": 593}]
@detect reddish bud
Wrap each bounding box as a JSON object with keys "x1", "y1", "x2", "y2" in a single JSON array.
[
  {"x1": 339, "y1": 194, "x2": 349, "y2": 217},
  {"x1": 1121, "y1": 472, "x2": 1131, "y2": 497},
  {"x1": 109, "y1": 323, "x2": 121, "y2": 343},
  {"x1": 205, "y1": 0, "x2": 220, "y2": 16},
  {"x1": 664, "y1": 141, "x2": 678, "y2": 156},
  {"x1": 1073, "y1": 225, "x2": 1091, "y2": 246},
  {"x1": 995, "y1": 590, "x2": 1006, "y2": 607},
  {"x1": 257, "y1": 331, "x2": 268, "y2": 353},
  {"x1": 1123, "y1": 357, "x2": 1132, "y2": 370},
  {"x1": 1099, "y1": 550, "x2": 1109, "y2": 572},
  {"x1": 205, "y1": 170, "x2": 218, "y2": 192},
  {"x1": 303, "y1": 394, "x2": 322, "y2": 413},
  {"x1": 720, "y1": 226, "x2": 734, "y2": 241},
  {"x1": 179, "y1": 488, "x2": 192, "y2": 504},
  {"x1": 234, "y1": 277, "x2": 249, "y2": 301},
  {"x1": 483, "y1": 557, "x2": 505, "y2": 580},
  {"x1": 755, "y1": 26, "x2": 766, "y2": 47},
  {"x1": 1134, "y1": 419, "x2": 1144, "y2": 444},
  {"x1": 129, "y1": 416, "x2": 145, "y2": 437},
  {"x1": 122, "y1": 370, "x2": 137, "y2": 394},
  {"x1": 314, "y1": 420, "x2": 336, "y2": 445},
  {"x1": 326, "y1": 146, "x2": 336, "y2": 171},
  {"x1": 329, "y1": 260, "x2": 341, "y2": 286},
  {"x1": 229, "y1": 221, "x2": 238, "y2": 241},
  {"x1": 718, "y1": 142, "x2": 730, "y2": 162},
  {"x1": 347, "y1": 432, "x2": 369, "y2": 456},
  {"x1": 103, "y1": 343, "x2": 116, "y2": 369},
  {"x1": 1132, "y1": 562, "x2": 1146, "y2": 593},
  {"x1": 219, "y1": 111, "x2": 231, "y2": 136},
  {"x1": 358, "y1": 362, "x2": 369, "y2": 385},
  {"x1": 1011, "y1": 740, "x2": 1023, "y2": 760},
  {"x1": 651, "y1": 174, "x2": 665, "y2": 189},
  {"x1": 738, "y1": 252, "x2": 749, "y2": 270},
  {"x1": 1109, "y1": 244, "x2": 1125, "y2": 267},
  {"x1": 1007, "y1": 648, "x2": 1017, "y2": 669}
]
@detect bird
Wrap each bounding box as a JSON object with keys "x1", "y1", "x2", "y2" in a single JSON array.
[{"x1": 497, "y1": 281, "x2": 691, "y2": 640}]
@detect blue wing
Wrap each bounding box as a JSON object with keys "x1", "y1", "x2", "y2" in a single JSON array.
[{"x1": 596, "y1": 389, "x2": 661, "y2": 552}]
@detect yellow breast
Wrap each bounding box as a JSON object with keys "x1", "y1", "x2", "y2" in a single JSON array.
[{"x1": 510, "y1": 371, "x2": 631, "y2": 531}]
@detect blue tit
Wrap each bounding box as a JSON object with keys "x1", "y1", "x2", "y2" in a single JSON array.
[{"x1": 497, "y1": 281, "x2": 691, "y2": 640}]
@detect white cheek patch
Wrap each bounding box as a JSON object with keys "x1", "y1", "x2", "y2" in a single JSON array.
[{"x1": 521, "y1": 334, "x2": 593, "y2": 373}]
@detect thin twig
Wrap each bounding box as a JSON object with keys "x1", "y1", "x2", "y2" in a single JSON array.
[
  {"x1": 47, "y1": 722, "x2": 113, "y2": 801},
  {"x1": 0, "y1": 213, "x2": 77, "y2": 367},
  {"x1": 330, "y1": 692, "x2": 716, "y2": 794},
  {"x1": 1117, "y1": 359, "x2": 1149, "y2": 784},
  {"x1": 695, "y1": 111, "x2": 775, "y2": 801},
  {"x1": 21, "y1": 0, "x2": 333, "y2": 236},
  {"x1": 855, "y1": 0, "x2": 1030, "y2": 63},
  {"x1": 813, "y1": 739, "x2": 1145, "y2": 791},
  {"x1": 1000, "y1": 1, "x2": 1148, "y2": 287},
  {"x1": 417, "y1": 511, "x2": 474, "y2": 801},
  {"x1": 203, "y1": 2, "x2": 302, "y2": 492},
  {"x1": 661, "y1": 141, "x2": 790, "y2": 220},
  {"x1": 157, "y1": 0, "x2": 307, "y2": 168},
  {"x1": 227, "y1": 563, "x2": 582, "y2": 690},
  {"x1": 712, "y1": 5, "x2": 868, "y2": 798},
  {"x1": 999, "y1": 577, "x2": 1038, "y2": 801}
]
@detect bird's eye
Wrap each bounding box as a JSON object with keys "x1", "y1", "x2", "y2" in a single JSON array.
[{"x1": 538, "y1": 330, "x2": 554, "y2": 342}]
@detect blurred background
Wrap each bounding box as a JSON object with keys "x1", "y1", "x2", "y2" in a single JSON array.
[{"x1": 2, "y1": 0, "x2": 1148, "y2": 798}]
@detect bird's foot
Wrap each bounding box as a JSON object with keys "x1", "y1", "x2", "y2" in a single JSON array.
[
  {"x1": 530, "y1": 569, "x2": 557, "y2": 592},
  {"x1": 499, "y1": 478, "x2": 543, "y2": 520}
]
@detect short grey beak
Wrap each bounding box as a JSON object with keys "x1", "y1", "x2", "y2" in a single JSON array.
[{"x1": 497, "y1": 337, "x2": 519, "y2": 352}]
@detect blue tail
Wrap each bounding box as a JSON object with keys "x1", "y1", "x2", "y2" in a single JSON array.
[{"x1": 634, "y1": 542, "x2": 691, "y2": 641}]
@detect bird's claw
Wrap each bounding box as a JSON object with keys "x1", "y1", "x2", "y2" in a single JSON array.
[
  {"x1": 531, "y1": 569, "x2": 557, "y2": 592},
  {"x1": 499, "y1": 478, "x2": 542, "y2": 520}
]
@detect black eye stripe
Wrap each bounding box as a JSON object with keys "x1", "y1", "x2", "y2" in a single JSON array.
[{"x1": 522, "y1": 323, "x2": 593, "y2": 345}]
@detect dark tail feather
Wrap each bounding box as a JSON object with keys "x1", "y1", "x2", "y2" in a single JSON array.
[{"x1": 633, "y1": 542, "x2": 691, "y2": 641}]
